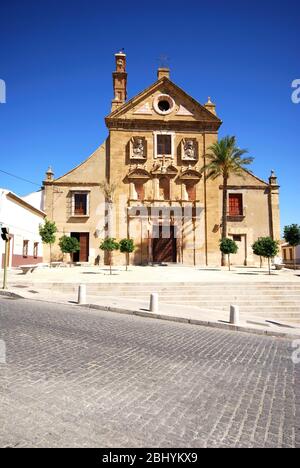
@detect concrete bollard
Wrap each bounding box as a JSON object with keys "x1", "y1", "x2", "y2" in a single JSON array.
[
  {"x1": 150, "y1": 293, "x2": 159, "y2": 313},
  {"x1": 78, "y1": 284, "x2": 87, "y2": 305},
  {"x1": 230, "y1": 304, "x2": 239, "y2": 325}
]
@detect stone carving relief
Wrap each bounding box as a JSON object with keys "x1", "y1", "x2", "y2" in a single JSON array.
[
  {"x1": 130, "y1": 137, "x2": 147, "y2": 160},
  {"x1": 181, "y1": 138, "x2": 198, "y2": 161}
]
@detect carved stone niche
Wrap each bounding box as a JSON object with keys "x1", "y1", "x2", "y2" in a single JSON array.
[
  {"x1": 181, "y1": 138, "x2": 198, "y2": 161},
  {"x1": 130, "y1": 136, "x2": 147, "y2": 160}
]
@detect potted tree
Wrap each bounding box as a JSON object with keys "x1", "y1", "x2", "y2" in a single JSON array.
[
  {"x1": 252, "y1": 238, "x2": 265, "y2": 268},
  {"x1": 254, "y1": 237, "x2": 279, "y2": 275},
  {"x1": 119, "y1": 238, "x2": 135, "y2": 271},
  {"x1": 39, "y1": 219, "x2": 57, "y2": 266},
  {"x1": 59, "y1": 235, "x2": 80, "y2": 264},
  {"x1": 220, "y1": 238, "x2": 238, "y2": 271},
  {"x1": 100, "y1": 238, "x2": 119, "y2": 275}
]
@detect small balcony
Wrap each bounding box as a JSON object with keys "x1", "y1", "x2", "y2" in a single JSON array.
[{"x1": 227, "y1": 207, "x2": 246, "y2": 222}]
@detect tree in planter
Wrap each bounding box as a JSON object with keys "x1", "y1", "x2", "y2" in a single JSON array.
[
  {"x1": 219, "y1": 238, "x2": 238, "y2": 271},
  {"x1": 283, "y1": 224, "x2": 300, "y2": 270},
  {"x1": 252, "y1": 238, "x2": 265, "y2": 268},
  {"x1": 119, "y1": 238, "x2": 135, "y2": 271},
  {"x1": 58, "y1": 235, "x2": 80, "y2": 263},
  {"x1": 201, "y1": 136, "x2": 253, "y2": 265},
  {"x1": 255, "y1": 237, "x2": 279, "y2": 275},
  {"x1": 100, "y1": 238, "x2": 119, "y2": 275},
  {"x1": 39, "y1": 219, "x2": 57, "y2": 266}
]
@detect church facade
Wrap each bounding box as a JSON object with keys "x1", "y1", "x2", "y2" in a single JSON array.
[{"x1": 43, "y1": 52, "x2": 280, "y2": 266}]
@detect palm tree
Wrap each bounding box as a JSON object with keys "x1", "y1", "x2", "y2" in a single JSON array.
[
  {"x1": 99, "y1": 181, "x2": 117, "y2": 237},
  {"x1": 201, "y1": 136, "x2": 253, "y2": 265},
  {"x1": 99, "y1": 181, "x2": 117, "y2": 204}
]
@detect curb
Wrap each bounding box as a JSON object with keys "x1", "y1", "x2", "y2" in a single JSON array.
[
  {"x1": 82, "y1": 303, "x2": 300, "y2": 340},
  {"x1": 0, "y1": 290, "x2": 23, "y2": 299}
]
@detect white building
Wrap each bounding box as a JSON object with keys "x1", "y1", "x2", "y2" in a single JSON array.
[{"x1": 0, "y1": 189, "x2": 46, "y2": 269}]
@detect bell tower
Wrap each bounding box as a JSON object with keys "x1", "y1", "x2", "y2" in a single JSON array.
[{"x1": 111, "y1": 50, "x2": 127, "y2": 112}]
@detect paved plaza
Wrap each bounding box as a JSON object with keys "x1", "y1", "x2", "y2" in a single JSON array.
[
  {"x1": 1, "y1": 264, "x2": 300, "y2": 285},
  {"x1": 0, "y1": 296, "x2": 299, "y2": 448}
]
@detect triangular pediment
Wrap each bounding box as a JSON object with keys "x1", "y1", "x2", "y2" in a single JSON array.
[
  {"x1": 178, "y1": 168, "x2": 202, "y2": 181},
  {"x1": 127, "y1": 167, "x2": 151, "y2": 180},
  {"x1": 106, "y1": 77, "x2": 221, "y2": 129}
]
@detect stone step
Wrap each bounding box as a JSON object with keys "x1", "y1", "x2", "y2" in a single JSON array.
[
  {"x1": 84, "y1": 285, "x2": 300, "y2": 296},
  {"x1": 157, "y1": 300, "x2": 300, "y2": 306},
  {"x1": 28, "y1": 282, "x2": 300, "y2": 289},
  {"x1": 90, "y1": 290, "x2": 300, "y2": 297}
]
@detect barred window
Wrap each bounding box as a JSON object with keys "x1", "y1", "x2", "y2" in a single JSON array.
[
  {"x1": 23, "y1": 240, "x2": 29, "y2": 258},
  {"x1": 229, "y1": 194, "x2": 243, "y2": 216},
  {"x1": 72, "y1": 192, "x2": 89, "y2": 216},
  {"x1": 157, "y1": 135, "x2": 171, "y2": 155}
]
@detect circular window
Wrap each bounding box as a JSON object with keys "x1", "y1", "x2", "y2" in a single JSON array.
[
  {"x1": 153, "y1": 94, "x2": 175, "y2": 115},
  {"x1": 158, "y1": 100, "x2": 170, "y2": 112}
]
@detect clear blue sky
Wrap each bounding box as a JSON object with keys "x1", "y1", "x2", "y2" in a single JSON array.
[{"x1": 0, "y1": 0, "x2": 299, "y2": 231}]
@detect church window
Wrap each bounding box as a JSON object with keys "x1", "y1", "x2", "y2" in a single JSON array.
[
  {"x1": 73, "y1": 192, "x2": 89, "y2": 216},
  {"x1": 158, "y1": 100, "x2": 170, "y2": 112},
  {"x1": 229, "y1": 194, "x2": 243, "y2": 216},
  {"x1": 157, "y1": 135, "x2": 172, "y2": 155}
]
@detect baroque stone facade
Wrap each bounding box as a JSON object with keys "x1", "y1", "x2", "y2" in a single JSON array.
[{"x1": 43, "y1": 52, "x2": 280, "y2": 266}]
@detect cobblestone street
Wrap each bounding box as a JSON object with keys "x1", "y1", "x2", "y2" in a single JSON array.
[{"x1": 0, "y1": 296, "x2": 299, "y2": 448}]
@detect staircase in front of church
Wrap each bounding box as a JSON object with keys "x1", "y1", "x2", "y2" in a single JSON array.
[{"x1": 83, "y1": 282, "x2": 300, "y2": 324}]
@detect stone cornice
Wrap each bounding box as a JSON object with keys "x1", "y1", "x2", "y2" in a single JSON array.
[
  {"x1": 105, "y1": 118, "x2": 221, "y2": 132},
  {"x1": 219, "y1": 185, "x2": 268, "y2": 191},
  {"x1": 43, "y1": 182, "x2": 101, "y2": 187}
]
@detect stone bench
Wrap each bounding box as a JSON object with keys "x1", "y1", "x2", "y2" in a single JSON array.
[{"x1": 20, "y1": 265, "x2": 39, "y2": 275}]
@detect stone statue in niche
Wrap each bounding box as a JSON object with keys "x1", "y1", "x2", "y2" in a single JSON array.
[
  {"x1": 182, "y1": 139, "x2": 198, "y2": 160},
  {"x1": 131, "y1": 137, "x2": 146, "y2": 159}
]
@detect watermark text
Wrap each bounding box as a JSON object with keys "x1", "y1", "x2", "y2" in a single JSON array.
[
  {"x1": 0, "y1": 79, "x2": 6, "y2": 104},
  {"x1": 291, "y1": 340, "x2": 300, "y2": 364},
  {"x1": 291, "y1": 79, "x2": 300, "y2": 104}
]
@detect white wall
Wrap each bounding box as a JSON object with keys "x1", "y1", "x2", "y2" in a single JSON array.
[
  {"x1": 0, "y1": 189, "x2": 45, "y2": 268},
  {"x1": 22, "y1": 190, "x2": 44, "y2": 211}
]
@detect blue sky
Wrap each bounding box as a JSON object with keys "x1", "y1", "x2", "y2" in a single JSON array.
[{"x1": 0, "y1": 0, "x2": 299, "y2": 230}]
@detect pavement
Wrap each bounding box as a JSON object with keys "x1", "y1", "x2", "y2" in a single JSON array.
[
  {"x1": 0, "y1": 296, "x2": 299, "y2": 448},
  {"x1": 1, "y1": 264, "x2": 300, "y2": 284},
  {"x1": 1, "y1": 264, "x2": 300, "y2": 339},
  {"x1": 2, "y1": 287, "x2": 300, "y2": 340}
]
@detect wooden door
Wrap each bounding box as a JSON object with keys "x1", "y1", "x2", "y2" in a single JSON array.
[
  {"x1": 71, "y1": 233, "x2": 89, "y2": 262},
  {"x1": 152, "y1": 225, "x2": 176, "y2": 263},
  {"x1": 79, "y1": 233, "x2": 89, "y2": 262}
]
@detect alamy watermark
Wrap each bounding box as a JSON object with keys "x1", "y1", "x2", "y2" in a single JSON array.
[
  {"x1": 291, "y1": 79, "x2": 300, "y2": 104},
  {"x1": 0, "y1": 339, "x2": 6, "y2": 364},
  {"x1": 0, "y1": 79, "x2": 6, "y2": 104},
  {"x1": 291, "y1": 340, "x2": 300, "y2": 364}
]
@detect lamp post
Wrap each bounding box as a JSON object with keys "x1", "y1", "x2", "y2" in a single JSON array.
[{"x1": 1, "y1": 227, "x2": 9, "y2": 290}]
